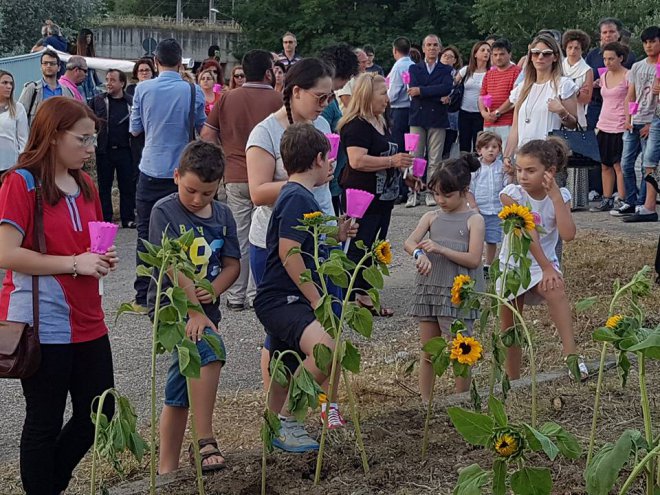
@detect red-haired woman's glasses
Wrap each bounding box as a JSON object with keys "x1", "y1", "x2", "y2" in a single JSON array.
[{"x1": 65, "y1": 131, "x2": 98, "y2": 147}]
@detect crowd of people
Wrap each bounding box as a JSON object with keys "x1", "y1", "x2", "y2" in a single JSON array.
[{"x1": 0, "y1": 17, "x2": 658, "y2": 494}]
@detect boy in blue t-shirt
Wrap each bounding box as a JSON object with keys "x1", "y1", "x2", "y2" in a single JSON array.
[
  {"x1": 254, "y1": 123, "x2": 357, "y2": 453},
  {"x1": 148, "y1": 141, "x2": 241, "y2": 474}
]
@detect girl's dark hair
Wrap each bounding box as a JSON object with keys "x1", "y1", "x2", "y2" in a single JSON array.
[
  {"x1": 601, "y1": 41, "x2": 629, "y2": 61},
  {"x1": 441, "y1": 46, "x2": 462, "y2": 69},
  {"x1": 465, "y1": 41, "x2": 491, "y2": 79},
  {"x1": 76, "y1": 28, "x2": 95, "y2": 57},
  {"x1": 517, "y1": 137, "x2": 569, "y2": 173},
  {"x1": 562, "y1": 29, "x2": 591, "y2": 53},
  {"x1": 427, "y1": 153, "x2": 481, "y2": 194},
  {"x1": 282, "y1": 58, "x2": 334, "y2": 125}
]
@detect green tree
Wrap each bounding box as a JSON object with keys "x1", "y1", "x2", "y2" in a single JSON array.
[{"x1": 0, "y1": 0, "x2": 105, "y2": 56}]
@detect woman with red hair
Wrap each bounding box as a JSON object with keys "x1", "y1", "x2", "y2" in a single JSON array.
[{"x1": 0, "y1": 97, "x2": 118, "y2": 495}]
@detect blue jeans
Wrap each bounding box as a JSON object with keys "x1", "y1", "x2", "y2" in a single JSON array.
[
  {"x1": 643, "y1": 116, "x2": 660, "y2": 169},
  {"x1": 134, "y1": 172, "x2": 178, "y2": 304},
  {"x1": 621, "y1": 125, "x2": 649, "y2": 207}
]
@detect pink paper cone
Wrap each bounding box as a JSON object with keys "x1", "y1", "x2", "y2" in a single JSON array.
[
  {"x1": 213, "y1": 83, "x2": 222, "y2": 94},
  {"x1": 413, "y1": 157, "x2": 427, "y2": 178},
  {"x1": 480, "y1": 95, "x2": 493, "y2": 108},
  {"x1": 597, "y1": 67, "x2": 607, "y2": 78},
  {"x1": 89, "y1": 221, "x2": 119, "y2": 254},
  {"x1": 401, "y1": 71, "x2": 410, "y2": 85},
  {"x1": 345, "y1": 188, "x2": 375, "y2": 219},
  {"x1": 628, "y1": 102, "x2": 639, "y2": 115},
  {"x1": 325, "y1": 133, "x2": 340, "y2": 160},
  {"x1": 384, "y1": 76, "x2": 390, "y2": 89},
  {"x1": 656, "y1": 63, "x2": 660, "y2": 79},
  {"x1": 404, "y1": 133, "x2": 420, "y2": 152},
  {"x1": 489, "y1": 66, "x2": 497, "y2": 71}
]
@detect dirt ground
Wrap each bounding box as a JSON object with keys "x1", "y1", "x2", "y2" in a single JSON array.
[{"x1": 1, "y1": 230, "x2": 658, "y2": 494}]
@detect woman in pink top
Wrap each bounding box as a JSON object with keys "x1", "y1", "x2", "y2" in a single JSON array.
[{"x1": 591, "y1": 42, "x2": 629, "y2": 212}]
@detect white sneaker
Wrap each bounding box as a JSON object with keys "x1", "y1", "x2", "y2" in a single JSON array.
[
  {"x1": 425, "y1": 194, "x2": 436, "y2": 206},
  {"x1": 405, "y1": 192, "x2": 418, "y2": 208},
  {"x1": 610, "y1": 202, "x2": 635, "y2": 216}
]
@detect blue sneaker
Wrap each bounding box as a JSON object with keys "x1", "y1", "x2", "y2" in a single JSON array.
[{"x1": 272, "y1": 417, "x2": 319, "y2": 453}]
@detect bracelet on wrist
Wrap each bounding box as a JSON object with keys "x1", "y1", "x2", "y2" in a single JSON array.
[
  {"x1": 413, "y1": 248, "x2": 425, "y2": 260},
  {"x1": 388, "y1": 156, "x2": 393, "y2": 168},
  {"x1": 72, "y1": 255, "x2": 78, "y2": 278}
]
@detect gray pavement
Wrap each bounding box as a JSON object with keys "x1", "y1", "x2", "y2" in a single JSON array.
[{"x1": 0, "y1": 200, "x2": 657, "y2": 463}]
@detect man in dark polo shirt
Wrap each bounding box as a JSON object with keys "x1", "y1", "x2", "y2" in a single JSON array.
[{"x1": 200, "y1": 49, "x2": 283, "y2": 311}]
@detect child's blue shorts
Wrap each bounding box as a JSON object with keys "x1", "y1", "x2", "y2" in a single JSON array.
[
  {"x1": 483, "y1": 214, "x2": 503, "y2": 244},
  {"x1": 164, "y1": 327, "x2": 226, "y2": 408}
]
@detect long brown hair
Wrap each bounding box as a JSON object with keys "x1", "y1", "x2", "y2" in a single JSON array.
[
  {"x1": 0, "y1": 70, "x2": 17, "y2": 119},
  {"x1": 229, "y1": 65, "x2": 244, "y2": 90},
  {"x1": 516, "y1": 34, "x2": 563, "y2": 109},
  {"x1": 465, "y1": 41, "x2": 491, "y2": 80},
  {"x1": 76, "y1": 29, "x2": 96, "y2": 57},
  {"x1": 8, "y1": 97, "x2": 96, "y2": 205}
]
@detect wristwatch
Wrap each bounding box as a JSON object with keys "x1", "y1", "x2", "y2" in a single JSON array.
[
  {"x1": 413, "y1": 248, "x2": 425, "y2": 260},
  {"x1": 495, "y1": 110, "x2": 501, "y2": 119}
]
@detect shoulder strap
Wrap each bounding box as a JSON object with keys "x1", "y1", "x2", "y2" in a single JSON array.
[
  {"x1": 188, "y1": 82, "x2": 196, "y2": 142},
  {"x1": 32, "y1": 180, "x2": 45, "y2": 338},
  {"x1": 27, "y1": 83, "x2": 39, "y2": 124}
]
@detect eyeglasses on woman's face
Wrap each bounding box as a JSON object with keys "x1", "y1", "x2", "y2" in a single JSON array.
[
  {"x1": 65, "y1": 130, "x2": 98, "y2": 148},
  {"x1": 302, "y1": 89, "x2": 334, "y2": 107},
  {"x1": 137, "y1": 68, "x2": 152, "y2": 74}
]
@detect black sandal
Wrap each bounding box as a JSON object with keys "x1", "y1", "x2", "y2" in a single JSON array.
[
  {"x1": 189, "y1": 437, "x2": 226, "y2": 473},
  {"x1": 357, "y1": 299, "x2": 394, "y2": 318}
]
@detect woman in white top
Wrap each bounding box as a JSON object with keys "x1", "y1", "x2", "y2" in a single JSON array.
[
  {"x1": 246, "y1": 57, "x2": 335, "y2": 388},
  {"x1": 503, "y1": 33, "x2": 579, "y2": 165},
  {"x1": 0, "y1": 70, "x2": 28, "y2": 171},
  {"x1": 457, "y1": 41, "x2": 491, "y2": 152},
  {"x1": 561, "y1": 29, "x2": 594, "y2": 209}
]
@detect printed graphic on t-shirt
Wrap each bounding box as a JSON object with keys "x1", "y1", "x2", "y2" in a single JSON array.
[
  {"x1": 178, "y1": 224, "x2": 226, "y2": 279},
  {"x1": 375, "y1": 142, "x2": 400, "y2": 200}
]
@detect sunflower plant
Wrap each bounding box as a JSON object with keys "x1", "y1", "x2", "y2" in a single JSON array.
[
  {"x1": 116, "y1": 229, "x2": 225, "y2": 495},
  {"x1": 448, "y1": 396, "x2": 581, "y2": 495},
  {"x1": 576, "y1": 267, "x2": 659, "y2": 495},
  {"x1": 421, "y1": 320, "x2": 484, "y2": 458},
  {"x1": 276, "y1": 211, "x2": 391, "y2": 485}
]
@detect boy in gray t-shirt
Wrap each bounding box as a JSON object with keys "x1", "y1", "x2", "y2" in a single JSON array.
[
  {"x1": 147, "y1": 141, "x2": 241, "y2": 474},
  {"x1": 613, "y1": 26, "x2": 660, "y2": 221}
]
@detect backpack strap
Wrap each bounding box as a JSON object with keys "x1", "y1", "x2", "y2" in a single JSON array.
[{"x1": 188, "y1": 82, "x2": 196, "y2": 142}]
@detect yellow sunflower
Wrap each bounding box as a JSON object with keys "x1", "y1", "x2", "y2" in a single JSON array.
[
  {"x1": 498, "y1": 204, "x2": 536, "y2": 233},
  {"x1": 494, "y1": 433, "x2": 519, "y2": 457},
  {"x1": 605, "y1": 314, "x2": 623, "y2": 330},
  {"x1": 449, "y1": 333, "x2": 483, "y2": 366},
  {"x1": 451, "y1": 274, "x2": 472, "y2": 306},
  {"x1": 374, "y1": 240, "x2": 392, "y2": 265},
  {"x1": 303, "y1": 211, "x2": 323, "y2": 220}
]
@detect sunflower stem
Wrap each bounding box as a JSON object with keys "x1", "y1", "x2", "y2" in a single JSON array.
[{"x1": 421, "y1": 372, "x2": 436, "y2": 459}]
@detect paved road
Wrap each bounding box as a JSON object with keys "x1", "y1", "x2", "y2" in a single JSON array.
[{"x1": 0, "y1": 202, "x2": 657, "y2": 463}]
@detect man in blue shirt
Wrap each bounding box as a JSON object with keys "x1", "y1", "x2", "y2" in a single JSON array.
[
  {"x1": 18, "y1": 50, "x2": 74, "y2": 126},
  {"x1": 130, "y1": 38, "x2": 207, "y2": 309},
  {"x1": 386, "y1": 37, "x2": 415, "y2": 204}
]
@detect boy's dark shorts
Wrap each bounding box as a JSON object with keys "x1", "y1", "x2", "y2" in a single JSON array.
[{"x1": 254, "y1": 295, "x2": 316, "y2": 373}]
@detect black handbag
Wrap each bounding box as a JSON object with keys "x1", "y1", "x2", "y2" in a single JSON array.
[
  {"x1": 549, "y1": 124, "x2": 601, "y2": 168},
  {"x1": 0, "y1": 179, "x2": 44, "y2": 379},
  {"x1": 447, "y1": 78, "x2": 464, "y2": 113}
]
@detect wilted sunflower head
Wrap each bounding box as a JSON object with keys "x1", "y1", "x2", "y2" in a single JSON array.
[
  {"x1": 605, "y1": 315, "x2": 623, "y2": 330},
  {"x1": 491, "y1": 429, "x2": 525, "y2": 459},
  {"x1": 498, "y1": 204, "x2": 536, "y2": 233},
  {"x1": 374, "y1": 240, "x2": 392, "y2": 265},
  {"x1": 449, "y1": 333, "x2": 483, "y2": 365},
  {"x1": 451, "y1": 274, "x2": 472, "y2": 306},
  {"x1": 303, "y1": 211, "x2": 323, "y2": 220}
]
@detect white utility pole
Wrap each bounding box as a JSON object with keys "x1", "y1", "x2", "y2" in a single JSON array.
[{"x1": 176, "y1": 0, "x2": 182, "y2": 24}]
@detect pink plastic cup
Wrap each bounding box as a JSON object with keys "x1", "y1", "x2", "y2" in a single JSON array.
[
  {"x1": 597, "y1": 67, "x2": 607, "y2": 78},
  {"x1": 628, "y1": 102, "x2": 639, "y2": 115},
  {"x1": 412, "y1": 157, "x2": 427, "y2": 178},
  {"x1": 89, "y1": 221, "x2": 119, "y2": 296},
  {"x1": 404, "y1": 133, "x2": 420, "y2": 153},
  {"x1": 401, "y1": 71, "x2": 411, "y2": 85},
  {"x1": 89, "y1": 221, "x2": 119, "y2": 254},
  {"x1": 480, "y1": 94, "x2": 493, "y2": 109},
  {"x1": 345, "y1": 189, "x2": 375, "y2": 219},
  {"x1": 325, "y1": 133, "x2": 340, "y2": 160}
]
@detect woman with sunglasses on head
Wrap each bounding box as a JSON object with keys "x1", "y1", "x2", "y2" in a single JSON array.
[
  {"x1": 229, "y1": 66, "x2": 246, "y2": 90},
  {"x1": 0, "y1": 70, "x2": 29, "y2": 171},
  {"x1": 246, "y1": 58, "x2": 337, "y2": 406},
  {"x1": 503, "y1": 33, "x2": 579, "y2": 164},
  {"x1": 338, "y1": 72, "x2": 416, "y2": 316},
  {"x1": 0, "y1": 97, "x2": 118, "y2": 495}
]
